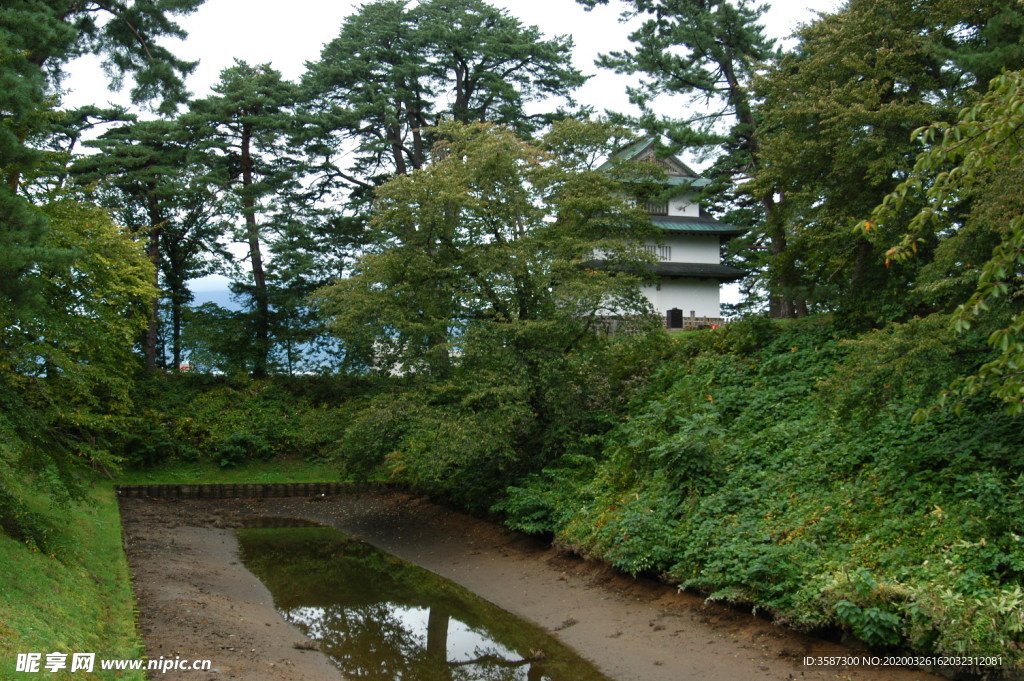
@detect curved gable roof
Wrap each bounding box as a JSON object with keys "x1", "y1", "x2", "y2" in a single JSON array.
[{"x1": 600, "y1": 138, "x2": 701, "y2": 179}]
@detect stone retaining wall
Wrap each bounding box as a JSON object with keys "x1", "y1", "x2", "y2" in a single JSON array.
[{"x1": 115, "y1": 482, "x2": 390, "y2": 499}]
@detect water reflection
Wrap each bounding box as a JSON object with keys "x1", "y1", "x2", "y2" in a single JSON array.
[{"x1": 237, "y1": 526, "x2": 613, "y2": 681}]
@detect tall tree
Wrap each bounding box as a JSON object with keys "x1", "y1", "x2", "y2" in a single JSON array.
[
  {"x1": 0, "y1": 198, "x2": 155, "y2": 518},
  {"x1": 74, "y1": 118, "x2": 185, "y2": 370},
  {"x1": 316, "y1": 120, "x2": 655, "y2": 376},
  {"x1": 188, "y1": 61, "x2": 300, "y2": 377},
  {"x1": 870, "y1": 69, "x2": 1024, "y2": 413},
  {"x1": 749, "y1": 0, "x2": 958, "y2": 326},
  {"x1": 749, "y1": 0, "x2": 1024, "y2": 327},
  {"x1": 0, "y1": 0, "x2": 199, "y2": 544},
  {"x1": 299, "y1": 0, "x2": 586, "y2": 198},
  {"x1": 0, "y1": 0, "x2": 200, "y2": 361},
  {"x1": 76, "y1": 118, "x2": 225, "y2": 370},
  {"x1": 264, "y1": 209, "x2": 349, "y2": 374},
  {"x1": 157, "y1": 186, "x2": 224, "y2": 369}
]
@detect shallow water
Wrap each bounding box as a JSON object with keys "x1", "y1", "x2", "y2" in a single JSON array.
[{"x1": 236, "y1": 523, "x2": 614, "y2": 681}]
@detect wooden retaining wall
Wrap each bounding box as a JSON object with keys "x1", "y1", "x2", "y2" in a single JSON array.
[{"x1": 115, "y1": 482, "x2": 390, "y2": 499}]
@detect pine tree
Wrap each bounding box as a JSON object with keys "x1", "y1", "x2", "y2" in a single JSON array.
[
  {"x1": 750, "y1": 0, "x2": 958, "y2": 326},
  {"x1": 0, "y1": 0, "x2": 200, "y2": 542},
  {"x1": 72, "y1": 117, "x2": 225, "y2": 369},
  {"x1": 1, "y1": 0, "x2": 200, "y2": 343},
  {"x1": 188, "y1": 61, "x2": 300, "y2": 377},
  {"x1": 299, "y1": 0, "x2": 585, "y2": 198}
]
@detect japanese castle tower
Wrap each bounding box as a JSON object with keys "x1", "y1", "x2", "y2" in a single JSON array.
[{"x1": 604, "y1": 138, "x2": 744, "y2": 329}]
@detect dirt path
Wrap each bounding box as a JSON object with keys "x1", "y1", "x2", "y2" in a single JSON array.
[{"x1": 119, "y1": 491, "x2": 947, "y2": 681}]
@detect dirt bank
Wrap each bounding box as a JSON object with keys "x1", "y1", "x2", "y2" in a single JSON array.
[{"x1": 119, "y1": 491, "x2": 947, "y2": 681}]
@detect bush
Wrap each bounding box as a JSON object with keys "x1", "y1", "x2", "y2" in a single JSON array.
[
  {"x1": 498, "y1": 316, "x2": 1024, "y2": 665},
  {"x1": 121, "y1": 374, "x2": 354, "y2": 469}
]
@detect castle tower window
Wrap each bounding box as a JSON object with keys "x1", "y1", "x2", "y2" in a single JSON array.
[{"x1": 644, "y1": 201, "x2": 669, "y2": 215}]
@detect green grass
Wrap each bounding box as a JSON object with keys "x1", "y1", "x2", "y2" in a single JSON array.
[
  {"x1": 0, "y1": 484, "x2": 145, "y2": 680},
  {"x1": 114, "y1": 457, "x2": 345, "y2": 485}
]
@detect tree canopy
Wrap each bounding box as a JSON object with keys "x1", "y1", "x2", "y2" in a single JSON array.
[
  {"x1": 870, "y1": 69, "x2": 1024, "y2": 413},
  {"x1": 0, "y1": 0, "x2": 199, "y2": 544},
  {"x1": 300, "y1": 0, "x2": 586, "y2": 195},
  {"x1": 316, "y1": 120, "x2": 655, "y2": 376}
]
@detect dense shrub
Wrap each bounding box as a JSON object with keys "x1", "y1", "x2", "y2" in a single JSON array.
[
  {"x1": 330, "y1": 331, "x2": 673, "y2": 509},
  {"x1": 501, "y1": 316, "x2": 1024, "y2": 664},
  {"x1": 121, "y1": 374, "x2": 359, "y2": 468}
]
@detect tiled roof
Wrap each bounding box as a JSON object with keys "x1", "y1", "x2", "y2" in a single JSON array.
[
  {"x1": 651, "y1": 262, "x2": 745, "y2": 281},
  {"x1": 584, "y1": 259, "x2": 745, "y2": 282},
  {"x1": 600, "y1": 138, "x2": 701, "y2": 178},
  {"x1": 651, "y1": 216, "x2": 745, "y2": 236}
]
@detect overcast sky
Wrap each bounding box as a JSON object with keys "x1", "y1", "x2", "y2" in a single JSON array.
[
  {"x1": 64, "y1": 0, "x2": 842, "y2": 113},
  {"x1": 61, "y1": 0, "x2": 843, "y2": 300}
]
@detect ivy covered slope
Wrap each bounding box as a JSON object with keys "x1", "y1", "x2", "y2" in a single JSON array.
[{"x1": 499, "y1": 317, "x2": 1024, "y2": 663}]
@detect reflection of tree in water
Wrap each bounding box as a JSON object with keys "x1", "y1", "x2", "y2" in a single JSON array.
[
  {"x1": 237, "y1": 527, "x2": 610, "y2": 681},
  {"x1": 284, "y1": 603, "x2": 551, "y2": 681},
  {"x1": 288, "y1": 602, "x2": 422, "y2": 679}
]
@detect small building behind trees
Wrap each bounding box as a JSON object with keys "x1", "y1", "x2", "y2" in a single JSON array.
[{"x1": 603, "y1": 138, "x2": 745, "y2": 329}]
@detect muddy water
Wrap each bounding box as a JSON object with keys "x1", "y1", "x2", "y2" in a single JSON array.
[{"x1": 236, "y1": 523, "x2": 614, "y2": 681}]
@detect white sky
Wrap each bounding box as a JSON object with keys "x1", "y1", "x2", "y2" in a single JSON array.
[
  {"x1": 63, "y1": 0, "x2": 842, "y2": 113},
  {"x1": 61, "y1": 0, "x2": 842, "y2": 298}
]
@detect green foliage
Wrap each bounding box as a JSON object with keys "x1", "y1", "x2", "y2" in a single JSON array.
[
  {"x1": 331, "y1": 332, "x2": 673, "y2": 511},
  {"x1": 121, "y1": 375, "x2": 355, "y2": 469},
  {"x1": 0, "y1": 198, "x2": 154, "y2": 546},
  {"x1": 932, "y1": 0, "x2": 1024, "y2": 86},
  {"x1": 334, "y1": 391, "x2": 422, "y2": 480},
  {"x1": 187, "y1": 60, "x2": 302, "y2": 377},
  {"x1": 317, "y1": 120, "x2": 655, "y2": 377},
  {"x1": 300, "y1": 0, "x2": 586, "y2": 192},
  {"x1": 750, "y1": 0, "x2": 965, "y2": 325},
  {"x1": 179, "y1": 303, "x2": 254, "y2": 375},
  {"x1": 579, "y1": 0, "x2": 773, "y2": 158},
  {"x1": 115, "y1": 458, "x2": 344, "y2": 485},
  {"x1": 870, "y1": 69, "x2": 1024, "y2": 413},
  {"x1": 331, "y1": 372, "x2": 540, "y2": 509},
  {"x1": 493, "y1": 450, "x2": 601, "y2": 536},
  {"x1": 499, "y1": 316, "x2": 1024, "y2": 662},
  {"x1": 72, "y1": 116, "x2": 225, "y2": 370},
  {"x1": 835, "y1": 601, "x2": 903, "y2": 647},
  {"x1": 820, "y1": 314, "x2": 965, "y2": 425},
  {"x1": 0, "y1": 0, "x2": 195, "y2": 548},
  {"x1": 831, "y1": 569, "x2": 904, "y2": 646},
  {"x1": 317, "y1": 121, "x2": 670, "y2": 508}
]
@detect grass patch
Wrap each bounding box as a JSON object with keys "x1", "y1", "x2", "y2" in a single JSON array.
[
  {"x1": 0, "y1": 484, "x2": 145, "y2": 680},
  {"x1": 115, "y1": 457, "x2": 345, "y2": 486}
]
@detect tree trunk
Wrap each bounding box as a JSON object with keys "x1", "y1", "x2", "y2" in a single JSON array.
[
  {"x1": 760, "y1": 192, "x2": 804, "y2": 318},
  {"x1": 171, "y1": 290, "x2": 183, "y2": 371},
  {"x1": 722, "y1": 53, "x2": 802, "y2": 319},
  {"x1": 426, "y1": 607, "x2": 451, "y2": 680},
  {"x1": 426, "y1": 607, "x2": 449, "y2": 663},
  {"x1": 144, "y1": 193, "x2": 163, "y2": 371},
  {"x1": 241, "y1": 125, "x2": 270, "y2": 378}
]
